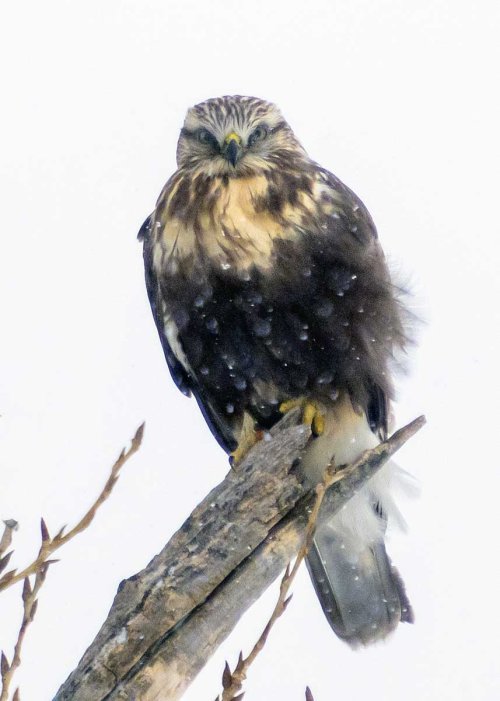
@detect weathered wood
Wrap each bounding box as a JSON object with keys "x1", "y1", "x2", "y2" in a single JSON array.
[{"x1": 54, "y1": 414, "x2": 425, "y2": 701}]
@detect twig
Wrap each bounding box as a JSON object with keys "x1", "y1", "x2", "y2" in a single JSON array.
[
  {"x1": 0, "y1": 424, "x2": 144, "y2": 593},
  {"x1": 0, "y1": 567, "x2": 49, "y2": 701},
  {"x1": 217, "y1": 454, "x2": 339, "y2": 700},
  {"x1": 0, "y1": 424, "x2": 144, "y2": 701}
]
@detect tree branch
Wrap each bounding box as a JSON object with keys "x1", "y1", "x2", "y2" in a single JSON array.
[
  {"x1": 1, "y1": 568, "x2": 49, "y2": 701},
  {"x1": 0, "y1": 424, "x2": 144, "y2": 594},
  {"x1": 54, "y1": 414, "x2": 425, "y2": 701},
  {"x1": 1, "y1": 426, "x2": 144, "y2": 701}
]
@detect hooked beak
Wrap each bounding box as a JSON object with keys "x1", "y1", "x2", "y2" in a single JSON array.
[{"x1": 223, "y1": 132, "x2": 242, "y2": 167}]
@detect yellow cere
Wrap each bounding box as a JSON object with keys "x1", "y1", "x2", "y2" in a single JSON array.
[{"x1": 224, "y1": 131, "x2": 242, "y2": 145}]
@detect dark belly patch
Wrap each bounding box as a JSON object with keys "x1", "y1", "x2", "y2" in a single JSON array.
[{"x1": 160, "y1": 231, "x2": 406, "y2": 431}]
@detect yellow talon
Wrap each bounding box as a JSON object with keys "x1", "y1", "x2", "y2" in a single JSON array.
[
  {"x1": 311, "y1": 410, "x2": 325, "y2": 436},
  {"x1": 279, "y1": 398, "x2": 325, "y2": 437},
  {"x1": 230, "y1": 444, "x2": 249, "y2": 467},
  {"x1": 279, "y1": 398, "x2": 303, "y2": 414},
  {"x1": 230, "y1": 412, "x2": 260, "y2": 467},
  {"x1": 302, "y1": 402, "x2": 317, "y2": 427}
]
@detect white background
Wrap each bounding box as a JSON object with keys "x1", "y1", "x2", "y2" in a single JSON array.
[{"x1": 1, "y1": 2, "x2": 499, "y2": 699}]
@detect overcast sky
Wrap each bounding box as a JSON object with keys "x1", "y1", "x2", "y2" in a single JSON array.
[{"x1": 1, "y1": 2, "x2": 499, "y2": 700}]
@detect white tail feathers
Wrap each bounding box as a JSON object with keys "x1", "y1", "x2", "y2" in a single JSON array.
[{"x1": 302, "y1": 395, "x2": 413, "y2": 645}]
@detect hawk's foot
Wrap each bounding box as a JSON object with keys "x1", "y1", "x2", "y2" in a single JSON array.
[
  {"x1": 279, "y1": 398, "x2": 325, "y2": 437},
  {"x1": 230, "y1": 412, "x2": 262, "y2": 467}
]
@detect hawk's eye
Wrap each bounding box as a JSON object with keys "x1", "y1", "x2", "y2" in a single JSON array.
[
  {"x1": 197, "y1": 128, "x2": 217, "y2": 147},
  {"x1": 248, "y1": 125, "x2": 268, "y2": 146}
]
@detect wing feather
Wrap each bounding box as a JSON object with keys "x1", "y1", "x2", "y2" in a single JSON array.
[
  {"x1": 140, "y1": 214, "x2": 237, "y2": 453},
  {"x1": 318, "y1": 168, "x2": 394, "y2": 438}
]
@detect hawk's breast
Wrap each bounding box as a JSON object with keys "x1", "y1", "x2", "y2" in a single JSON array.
[
  {"x1": 150, "y1": 171, "x2": 332, "y2": 276},
  {"x1": 147, "y1": 168, "x2": 403, "y2": 432}
]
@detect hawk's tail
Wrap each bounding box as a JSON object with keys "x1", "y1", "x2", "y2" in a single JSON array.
[
  {"x1": 301, "y1": 396, "x2": 414, "y2": 646},
  {"x1": 306, "y1": 528, "x2": 413, "y2": 646}
]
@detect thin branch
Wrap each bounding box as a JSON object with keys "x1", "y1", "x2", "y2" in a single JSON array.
[
  {"x1": 217, "y1": 454, "x2": 339, "y2": 701},
  {"x1": 0, "y1": 424, "x2": 144, "y2": 593},
  {"x1": 0, "y1": 567, "x2": 49, "y2": 701},
  {"x1": 0, "y1": 425, "x2": 145, "y2": 701}
]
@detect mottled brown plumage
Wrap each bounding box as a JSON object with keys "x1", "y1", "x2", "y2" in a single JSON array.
[{"x1": 140, "y1": 95, "x2": 413, "y2": 646}]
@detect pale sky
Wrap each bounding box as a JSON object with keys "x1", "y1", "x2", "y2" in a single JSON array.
[{"x1": 1, "y1": 2, "x2": 499, "y2": 700}]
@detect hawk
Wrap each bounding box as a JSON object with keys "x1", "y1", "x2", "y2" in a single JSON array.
[{"x1": 139, "y1": 95, "x2": 413, "y2": 646}]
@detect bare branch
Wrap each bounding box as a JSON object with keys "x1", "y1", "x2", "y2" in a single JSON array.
[
  {"x1": 0, "y1": 426, "x2": 144, "y2": 701},
  {"x1": 0, "y1": 424, "x2": 144, "y2": 594},
  {"x1": 1, "y1": 567, "x2": 49, "y2": 701}
]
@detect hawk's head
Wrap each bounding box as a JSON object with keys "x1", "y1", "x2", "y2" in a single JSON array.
[{"x1": 176, "y1": 95, "x2": 306, "y2": 176}]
